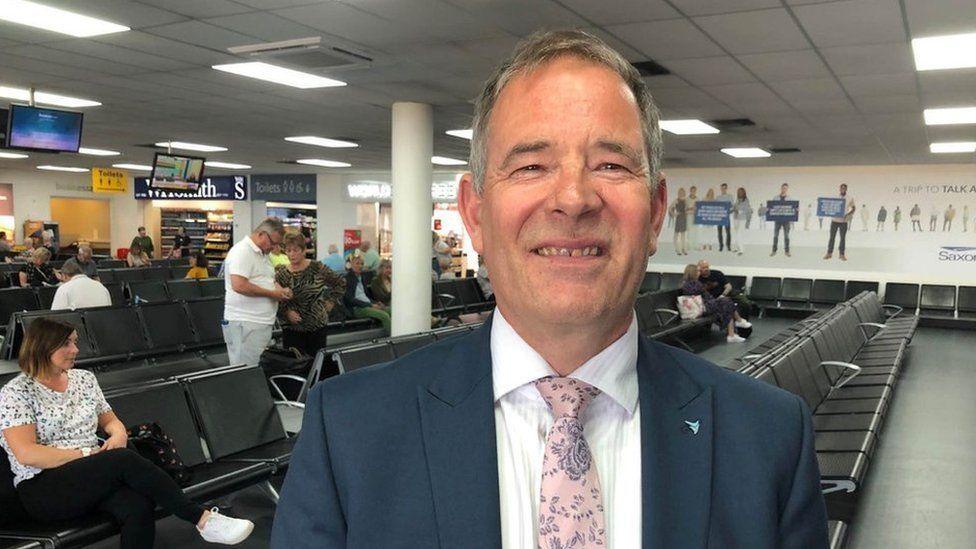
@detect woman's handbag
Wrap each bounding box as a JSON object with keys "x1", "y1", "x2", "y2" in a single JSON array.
[
  {"x1": 677, "y1": 295, "x2": 705, "y2": 320},
  {"x1": 126, "y1": 422, "x2": 192, "y2": 486}
]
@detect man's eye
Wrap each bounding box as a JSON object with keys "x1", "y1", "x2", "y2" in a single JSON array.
[
  {"x1": 597, "y1": 163, "x2": 627, "y2": 171},
  {"x1": 518, "y1": 164, "x2": 541, "y2": 172}
]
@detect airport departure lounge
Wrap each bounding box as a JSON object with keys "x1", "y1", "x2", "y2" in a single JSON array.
[{"x1": 0, "y1": 1, "x2": 974, "y2": 548}]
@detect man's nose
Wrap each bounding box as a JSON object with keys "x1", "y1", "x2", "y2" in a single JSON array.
[{"x1": 548, "y1": 169, "x2": 602, "y2": 220}]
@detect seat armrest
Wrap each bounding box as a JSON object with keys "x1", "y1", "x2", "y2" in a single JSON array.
[
  {"x1": 742, "y1": 354, "x2": 762, "y2": 361},
  {"x1": 821, "y1": 479, "x2": 857, "y2": 495},
  {"x1": 857, "y1": 322, "x2": 886, "y2": 342},
  {"x1": 438, "y1": 293, "x2": 456, "y2": 306},
  {"x1": 269, "y1": 374, "x2": 306, "y2": 402},
  {"x1": 820, "y1": 361, "x2": 862, "y2": 389},
  {"x1": 881, "y1": 304, "x2": 902, "y2": 318},
  {"x1": 653, "y1": 308, "x2": 680, "y2": 326}
]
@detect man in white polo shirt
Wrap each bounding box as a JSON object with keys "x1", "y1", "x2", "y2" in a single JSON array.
[
  {"x1": 222, "y1": 217, "x2": 293, "y2": 367},
  {"x1": 50, "y1": 261, "x2": 111, "y2": 310}
]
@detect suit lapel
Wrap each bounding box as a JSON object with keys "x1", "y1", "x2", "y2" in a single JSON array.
[
  {"x1": 418, "y1": 319, "x2": 501, "y2": 549},
  {"x1": 638, "y1": 338, "x2": 714, "y2": 549}
]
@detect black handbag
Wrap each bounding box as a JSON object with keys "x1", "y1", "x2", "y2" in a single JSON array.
[{"x1": 126, "y1": 422, "x2": 192, "y2": 486}]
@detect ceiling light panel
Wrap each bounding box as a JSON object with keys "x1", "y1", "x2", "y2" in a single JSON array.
[
  {"x1": 0, "y1": 86, "x2": 100, "y2": 108},
  {"x1": 285, "y1": 136, "x2": 358, "y2": 148},
  {"x1": 446, "y1": 129, "x2": 473, "y2": 140},
  {"x1": 37, "y1": 165, "x2": 89, "y2": 172},
  {"x1": 721, "y1": 147, "x2": 771, "y2": 158},
  {"x1": 212, "y1": 62, "x2": 346, "y2": 89},
  {"x1": 0, "y1": 0, "x2": 129, "y2": 37},
  {"x1": 205, "y1": 161, "x2": 252, "y2": 169},
  {"x1": 930, "y1": 142, "x2": 976, "y2": 153},
  {"x1": 155, "y1": 141, "x2": 228, "y2": 152},
  {"x1": 912, "y1": 33, "x2": 976, "y2": 71},
  {"x1": 112, "y1": 163, "x2": 152, "y2": 171},
  {"x1": 431, "y1": 156, "x2": 467, "y2": 166},
  {"x1": 0, "y1": 152, "x2": 29, "y2": 159},
  {"x1": 78, "y1": 147, "x2": 120, "y2": 156},
  {"x1": 923, "y1": 107, "x2": 976, "y2": 125},
  {"x1": 660, "y1": 119, "x2": 720, "y2": 135},
  {"x1": 296, "y1": 158, "x2": 351, "y2": 168}
]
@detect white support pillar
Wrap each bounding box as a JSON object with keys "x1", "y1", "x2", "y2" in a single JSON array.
[{"x1": 390, "y1": 102, "x2": 433, "y2": 336}]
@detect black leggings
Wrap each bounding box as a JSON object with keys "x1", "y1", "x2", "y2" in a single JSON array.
[
  {"x1": 282, "y1": 325, "x2": 329, "y2": 357},
  {"x1": 17, "y1": 448, "x2": 204, "y2": 549}
]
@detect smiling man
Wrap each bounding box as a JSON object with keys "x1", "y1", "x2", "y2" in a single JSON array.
[{"x1": 272, "y1": 30, "x2": 827, "y2": 549}]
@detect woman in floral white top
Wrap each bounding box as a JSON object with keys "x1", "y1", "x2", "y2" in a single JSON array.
[{"x1": 0, "y1": 318, "x2": 255, "y2": 547}]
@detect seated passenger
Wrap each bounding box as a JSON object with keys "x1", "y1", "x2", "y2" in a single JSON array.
[
  {"x1": 126, "y1": 243, "x2": 151, "y2": 268},
  {"x1": 343, "y1": 254, "x2": 390, "y2": 334},
  {"x1": 62, "y1": 245, "x2": 99, "y2": 280},
  {"x1": 697, "y1": 259, "x2": 752, "y2": 318},
  {"x1": 369, "y1": 259, "x2": 392, "y2": 307},
  {"x1": 0, "y1": 318, "x2": 255, "y2": 547},
  {"x1": 19, "y1": 248, "x2": 56, "y2": 287},
  {"x1": 51, "y1": 261, "x2": 111, "y2": 311},
  {"x1": 322, "y1": 244, "x2": 346, "y2": 273},
  {"x1": 680, "y1": 263, "x2": 751, "y2": 343},
  {"x1": 185, "y1": 251, "x2": 210, "y2": 279}
]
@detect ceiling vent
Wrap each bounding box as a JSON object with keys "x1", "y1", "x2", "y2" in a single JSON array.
[
  {"x1": 632, "y1": 60, "x2": 670, "y2": 77},
  {"x1": 770, "y1": 147, "x2": 801, "y2": 153},
  {"x1": 710, "y1": 118, "x2": 756, "y2": 130},
  {"x1": 228, "y1": 37, "x2": 372, "y2": 71}
]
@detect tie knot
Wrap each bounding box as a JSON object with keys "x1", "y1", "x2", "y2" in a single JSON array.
[{"x1": 533, "y1": 377, "x2": 601, "y2": 418}]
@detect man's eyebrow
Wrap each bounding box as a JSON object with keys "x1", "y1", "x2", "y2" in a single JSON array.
[
  {"x1": 594, "y1": 140, "x2": 644, "y2": 166},
  {"x1": 499, "y1": 140, "x2": 551, "y2": 169}
]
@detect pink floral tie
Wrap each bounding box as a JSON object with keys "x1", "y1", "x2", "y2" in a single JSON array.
[{"x1": 534, "y1": 376, "x2": 607, "y2": 548}]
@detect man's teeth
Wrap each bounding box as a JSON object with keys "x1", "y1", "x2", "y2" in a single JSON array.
[{"x1": 535, "y1": 246, "x2": 601, "y2": 257}]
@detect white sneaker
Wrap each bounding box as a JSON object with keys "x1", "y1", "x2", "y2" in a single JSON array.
[
  {"x1": 726, "y1": 334, "x2": 746, "y2": 343},
  {"x1": 734, "y1": 319, "x2": 752, "y2": 329},
  {"x1": 198, "y1": 507, "x2": 254, "y2": 545}
]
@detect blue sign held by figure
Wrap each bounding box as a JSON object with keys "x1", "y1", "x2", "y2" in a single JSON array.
[
  {"x1": 766, "y1": 200, "x2": 799, "y2": 222},
  {"x1": 694, "y1": 201, "x2": 731, "y2": 226},
  {"x1": 817, "y1": 197, "x2": 846, "y2": 217}
]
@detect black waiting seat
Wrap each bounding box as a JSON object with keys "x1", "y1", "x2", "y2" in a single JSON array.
[
  {"x1": 455, "y1": 278, "x2": 492, "y2": 313},
  {"x1": 918, "y1": 284, "x2": 956, "y2": 317},
  {"x1": 184, "y1": 298, "x2": 225, "y2": 347},
  {"x1": 102, "y1": 282, "x2": 126, "y2": 306},
  {"x1": 143, "y1": 267, "x2": 170, "y2": 281},
  {"x1": 97, "y1": 259, "x2": 125, "y2": 269},
  {"x1": 95, "y1": 269, "x2": 115, "y2": 283},
  {"x1": 639, "y1": 272, "x2": 661, "y2": 293},
  {"x1": 779, "y1": 278, "x2": 813, "y2": 310},
  {"x1": 136, "y1": 302, "x2": 197, "y2": 352},
  {"x1": 83, "y1": 307, "x2": 151, "y2": 361},
  {"x1": 334, "y1": 342, "x2": 396, "y2": 374},
  {"x1": 0, "y1": 288, "x2": 41, "y2": 330},
  {"x1": 811, "y1": 280, "x2": 846, "y2": 309},
  {"x1": 659, "y1": 272, "x2": 683, "y2": 291},
  {"x1": 166, "y1": 279, "x2": 202, "y2": 300},
  {"x1": 169, "y1": 266, "x2": 191, "y2": 279},
  {"x1": 390, "y1": 333, "x2": 437, "y2": 357},
  {"x1": 36, "y1": 285, "x2": 59, "y2": 310},
  {"x1": 198, "y1": 278, "x2": 225, "y2": 297},
  {"x1": 958, "y1": 286, "x2": 976, "y2": 320},
  {"x1": 726, "y1": 275, "x2": 746, "y2": 292},
  {"x1": 23, "y1": 311, "x2": 96, "y2": 361},
  {"x1": 749, "y1": 277, "x2": 781, "y2": 314},
  {"x1": 112, "y1": 268, "x2": 145, "y2": 283},
  {"x1": 883, "y1": 283, "x2": 920, "y2": 314},
  {"x1": 127, "y1": 280, "x2": 170, "y2": 303},
  {"x1": 845, "y1": 280, "x2": 879, "y2": 300}
]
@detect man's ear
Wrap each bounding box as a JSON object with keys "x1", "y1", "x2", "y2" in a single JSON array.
[
  {"x1": 457, "y1": 173, "x2": 485, "y2": 254},
  {"x1": 649, "y1": 172, "x2": 668, "y2": 238}
]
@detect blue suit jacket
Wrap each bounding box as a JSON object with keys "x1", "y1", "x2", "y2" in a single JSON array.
[{"x1": 272, "y1": 317, "x2": 828, "y2": 548}]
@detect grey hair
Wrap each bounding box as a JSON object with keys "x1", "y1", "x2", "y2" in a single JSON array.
[
  {"x1": 254, "y1": 217, "x2": 285, "y2": 236},
  {"x1": 61, "y1": 260, "x2": 84, "y2": 277},
  {"x1": 469, "y1": 29, "x2": 663, "y2": 194}
]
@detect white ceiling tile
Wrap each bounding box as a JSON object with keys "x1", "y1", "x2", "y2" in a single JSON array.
[
  {"x1": 138, "y1": 0, "x2": 255, "y2": 18},
  {"x1": 838, "y1": 73, "x2": 918, "y2": 96},
  {"x1": 820, "y1": 43, "x2": 915, "y2": 76},
  {"x1": 456, "y1": 36, "x2": 521, "y2": 63},
  {"x1": 643, "y1": 74, "x2": 693, "y2": 90},
  {"x1": 702, "y1": 82, "x2": 795, "y2": 114},
  {"x1": 606, "y1": 19, "x2": 724, "y2": 60},
  {"x1": 694, "y1": 8, "x2": 810, "y2": 54},
  {"x1": 350, "y1": 0, "x2": 502, "y2": 43},
  {"x1": 3, "y1": 46, "x2": 145, "y2": 76},
  {"x1": 446, "y1": 0, "x2": 588, "y2": 37},
  {"x1": 42, "y1": 39, "x2": 195, "y2": 72},
  {"x1": 203, "y1": 12, "x2": 326, "y2": 43},
  {"x1": 145, "y1": 20, "x2": 262, "y2": 50},
  {"x1": 904, "y1": 0, "x2": 976, "y2": 37},
  {"x1": 789, "y1": 99, "x2": 859, "y2": 114},
  {"x1": 793, "y1": 0, "x2": 907, "y2": 48},
  {"x1": 583, "y1": 27, "x2": 647, "y2": 61},
  {"x1": 917, "y1": 71, "x2": 976, "y2": 106},
  {"x1": 664, "y1": 56, "x2": 756, "y2": 86},
  {"x1": 671, "y1": 0, "x2": 782, "y2": 16},
  {"x1": 769, "y1": 78, "x2": 848, "y2": 103},
  {"x1": 93, "y1": 31, "x2": 240, "y2": 65},
  {"x1": 647, "y1": 86, "x2": 740, "y2": 117},
  {"x1": 851, "y1": 94, "x2": 921, "y2": 114},
  {"x1": 737, "y1": 50, "x2": 831, "y2": 81},
  {"x1": 543, "y1": 0, "x2": 680, "y2": 25}
]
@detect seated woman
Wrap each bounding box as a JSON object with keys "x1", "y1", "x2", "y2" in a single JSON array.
[
  {"x1": 344, "y1": 254, "x2": 390, "y2": 334},
  {"x1": 369, "y1": 259, "x2": 392, "y2": 307},
  {"x1": 679, "y1": 263, "x2": 751, "y2": 343},
  {"x1": 19, "y1": 248, "x2": 56, "y2": 287},
  {"x1": 185, "y1": 251, "x2": 210, "y2": 279},
  {"x1": 275, "y1": 233, "x2": 345, "y2": 357},
  {"x1": 0, "y1": 318, "x2": 255, "y2": 548},
  {"x1": 126, "y1": 243, "x2": 151, "y2": 268}
]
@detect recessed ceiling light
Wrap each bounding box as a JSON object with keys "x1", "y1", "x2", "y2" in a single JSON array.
[
  {"x1": 660, "y1": 119, "x2": 720, "y2": 135},
  {"x1": 912, "y1": 32, "x2": 976, "y2": 71},
  {"x1": 155, "y1": 141, "x2": 228, "y2": 152},
  {"x1": 37, "y1": 165, "x2": 89, "y2": 172},
  {"x1": 0, "y1": 151, "x2": 29, "y2": 159},
  {"x1": 296, "y1": 158, "x2": 351, "y2": 168},
  {"x1": 431, "y1": 156, "x2": 467, "y2": 166},
  {"x1": 284, "y1": 136, "x2": 358, "y2": 148},
  {"x1": 721, "y1": 147, "x2": 771, "y2": 158},
  {"x1": 0, "y1": 0, "x2": 129, "y2": 37},
  {"x1": 923, "y1": 106, "x2": 976, "y2": 125},
  {"x1": 930, "y1": 142, "x2": 976, "y2": 154},
  {"x1": 78, "y1": 147, "x2": 120, "y2": 156},
  {"x1": 212, "y1": 62, "x2": 346, "y2": 89},
  {"x1": 112, "y1": 163, "x2": 152, "y2": 171},
  {"x1": 0, "y1": 85, "x2": 101, "y2": 108},
  {"x1": 205, "y1": 161, "x2": 252, "y2": 169},
  {"x1": 446, "y1": 129, "x2": 473, "y2": 140}
]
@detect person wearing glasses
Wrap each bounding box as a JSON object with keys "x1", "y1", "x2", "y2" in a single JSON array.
[{"x1": 222, "y1": 218, "x2": 293, "y2": 368}]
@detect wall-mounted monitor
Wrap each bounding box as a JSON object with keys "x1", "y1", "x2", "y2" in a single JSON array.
[
  {"x1": 150, "y1": 152, "x2": 205, "y2": 191},
  {"x1": 5, "y1": 104, "x2": 83, "y2": 152}
]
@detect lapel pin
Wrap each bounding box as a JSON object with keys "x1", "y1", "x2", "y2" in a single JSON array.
[{"x1": 684, "y1": 419, "x2": 701, "y2": 435}]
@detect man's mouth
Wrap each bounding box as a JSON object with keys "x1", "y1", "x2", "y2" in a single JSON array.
[{"x1": 532, "y1": 246, "x2": 604, "y2": 257}]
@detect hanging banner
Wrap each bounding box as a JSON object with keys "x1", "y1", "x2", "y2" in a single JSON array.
[
  {"x1": 134, "y1": 176, "x2": 248, "y2": 200},
  {"x1": 343, "y1": 229, "x2": 362, "y2": 258},
  {"x1": 91, "y1": 168, "x2": 128, "y2": 194}
]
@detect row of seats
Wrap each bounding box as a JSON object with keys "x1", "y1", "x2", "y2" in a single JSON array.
[
  {"x1": 0, "y1": 364, "x2": 292, "y2": 548},
  {"x1": 639, "y1": 271, "x2": 747, "y2": 295},
  {"x1": 0, "y1": 285, "x2": 125, "y2": 334},
  {"x1": 432, "y1": 278, "x2": 495, "y2": 320},
  {"x1": 742, "y1": 291, "x2": 918, "y2": 536},
  {"x1": 634, "y1": 288, "x2": 715, "y2": 351}
]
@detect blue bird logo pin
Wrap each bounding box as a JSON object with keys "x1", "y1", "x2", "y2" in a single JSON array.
[{"x1": 684, "y1": 420, "x2": 701, "y2": 435}]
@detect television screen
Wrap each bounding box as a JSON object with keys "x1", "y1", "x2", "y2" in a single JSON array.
[
  {"x1": 6, "y1": 104, "x2": 83, "y2": 152},
  {"x1": 150, "y1": 152, "x2": 206, "y2": 191}
]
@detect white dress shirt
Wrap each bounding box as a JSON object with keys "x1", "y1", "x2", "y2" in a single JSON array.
[{"x1": 492, "y1": 309, "x2": 642, "y2": 548}]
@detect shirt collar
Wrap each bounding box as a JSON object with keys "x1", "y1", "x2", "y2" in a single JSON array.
[
  {"x1": 245, "y1": 235, "x2": 263, "y2": 254},
  {"x1": 490, "y1": 308, "x2": 639, "y2": 416}
]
